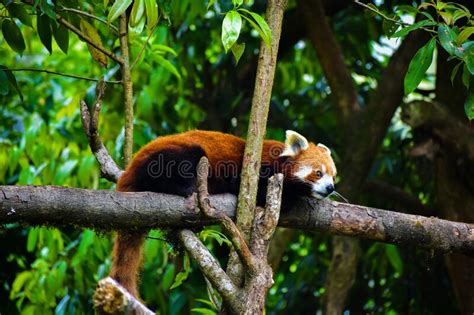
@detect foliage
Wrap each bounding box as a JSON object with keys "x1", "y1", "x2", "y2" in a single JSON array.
[
  {"x1": 364, "y1": 0, "x2": 474, "y2": 120},
  {"x1": 0, "y1": 0, "x2": 465, "y2": 314}
]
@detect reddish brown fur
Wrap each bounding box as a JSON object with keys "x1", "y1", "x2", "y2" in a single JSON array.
[{"x1": 111, "y1": 130, "x2": 335, "y2": 297}]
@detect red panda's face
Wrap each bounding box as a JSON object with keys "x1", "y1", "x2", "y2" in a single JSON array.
[{"x1": 280, "y1": 130, "x2": 337, "y2": 199}]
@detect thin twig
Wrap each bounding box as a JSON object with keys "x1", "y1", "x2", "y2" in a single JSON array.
[
  {"x1": 80, "y1": 80, "x2": 123, "y2": 182},
  {"x1": 56, "y1": 13, "x2": 124, "y2": 64},
  {"x1": 59, "y1": 7, "x2": 119, "y2": 33},
  {"x1": 5, "y1": 68, "x2": 121, "y2": 84},
  {"x1": 130, "y1": 24, "x2": 159, "y2": 70},
  {"x1": 354, "y1": 0, "x2": 437, "y2": 34}
]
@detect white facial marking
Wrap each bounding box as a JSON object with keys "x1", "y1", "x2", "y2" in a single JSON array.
[
  {"x1": 295, "y1": 166, "x2": 313, "y2": 180},
  {"x1": 312, "y1": 174, "x2": 334, "y2": 198},
  {"x1": 322, "y1": 165, "x2": 326, "y2": 173}
]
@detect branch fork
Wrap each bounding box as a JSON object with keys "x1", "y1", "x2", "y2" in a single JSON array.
[
  {"x1": 80, "y1": 79, "x2": 123, "y2": 182},
  {"x1": 176, "y1": 157, "x2": 284, "y2": 314}
]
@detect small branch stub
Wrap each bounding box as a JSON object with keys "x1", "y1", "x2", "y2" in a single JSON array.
[
  {"x1": 94, "y1": 277, "x2": 154, "y2": 315},
  {"x1": 80, "y1": 80, "x2": 123, "y2": 182}
]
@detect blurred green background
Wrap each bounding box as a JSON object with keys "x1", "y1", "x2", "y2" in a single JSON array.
[{"x1": 2, "y1": 0, "x2": 472, "y2": 314}]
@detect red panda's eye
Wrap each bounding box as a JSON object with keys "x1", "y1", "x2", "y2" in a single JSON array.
[{"x1": 316, "y1": 171, "x2": 323, "y2": 178}]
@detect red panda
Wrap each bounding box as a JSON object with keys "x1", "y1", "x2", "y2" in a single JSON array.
[{"x1": 110, "y1": 130, "x2": 337, "y2": 297}]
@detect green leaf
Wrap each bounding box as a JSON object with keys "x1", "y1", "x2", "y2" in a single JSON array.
[
  {"x1": 145, "y1": 0, "x2": 159, "y2": 30},
  {"x1": 108, "y1": 0, "x2": 133, "y2": 23},
  {"x1": 391, "y1": 19, "x2": 436, "y2": 38},
  {"x1": 130, "y1": 0, "x2": 145, "y2": 27},
  {"x1": 232, "y1": 0, "x2": 243, "y2": 6},
  {"x1": 54, "y1": 160, "x2": 78, "y2": 185},
  {"x1": 37, "y1": 13, "x2": 52, "y2": 54},
  {"x1": 239, "y1": 9, "x2": 272, "y2": 47},
  {"x1": 52, "y1": 23, "x2": 69, "y2": 54},
  {"x1": 438, "y1": 24, "x2": 459, "y2": 56},
  {"x1": 7, "y1": 3, "x2": 33, "y2": 27},
  {"x1": 457, "y1": 26, "x2": 474, "y2": 45},
  {"x1": 153, "y1": 54, "x2": 181, "y2": 80},
  {"x1": 0, "y1": 66, "x2": 23, "y2": 101},
  {"x1": 0, "y1": 68, "x2": 9, "y2": 96},
  {"x1": 207, "y1": 0, "x2": 216, "y2": 10},
  {"x1": 382, "y1": 16, "x2": 400, "y2": 38},
  {"x1": 231, "y1": 42, "x2": 245, "y2": 64},
  {"x1": 465, "y1": 76, "x2": 474, "y2": 121},
  {"x1": 80, "y1": 19, "x2": 108, "y2": 67},
  {"x1": 191, "y1": 308, "x2": 217, "y2": 315},
  {"x1": 160, "y1": 264, "x2": 176, "y2": 291},
  {"x1": 395, "y1": 5, "x2": 418, "y2": 14},
  {"x1": 462, "y1": 41, "x2": 474, "y2": 75},
  {"x1": 152, "y1": 44, "x2": 177, "y2": 56},
  {"x1": 170, "y1": 254, "x2": 190, "y2": 289},
  {"x1": 462, "y1": 64, "x2": 470, "y2": 88},
  {"x1": 451, "y1": 61, "x2": 463, "y2": 85},
  {"x1": 404, "y1": 38, "x2": 435, "y2": 94},
  {"x1": 11, "y1": 271, "x2": 32, "y2": 295},
  {"x1": 221, "y1": 10, "x2": 242, "y2": 52},
  {"x1": 71, "y1": 230, "x2": 94, "y2": 267},
  {"x1": 2, "y1": 20, "x2": 26, "y2": 54},
  {"x1": 385, "y1": 244, "x2": 404, "y2": 274},
  {"x1": 27, "y1": 228, "x2": 39, "y2": 252}
]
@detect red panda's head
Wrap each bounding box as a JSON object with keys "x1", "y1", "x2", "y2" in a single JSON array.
[{"x1": 280, "y1": 130, "x2": 337, "y2": 199}]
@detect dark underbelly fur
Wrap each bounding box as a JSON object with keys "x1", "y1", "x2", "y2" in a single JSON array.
[{"x1": 132, "y1": 144, "x2": 311, "y2": 210}]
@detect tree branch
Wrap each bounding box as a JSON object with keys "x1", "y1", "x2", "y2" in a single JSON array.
[
  {"x1": 5, "y1": 68, "x2": 121, "y2": 84},
  {"x1": 118, "y1": 13, "x2": 134, "y2": 166},
  {"x1": 55, "y1": 14, "x2": 123, "y2": 65},
  {"x1": 80, "y1": 80, "x2": 123, "y2": 182},
  {"x1": 196, "y1": 157, "x2": 258, "y2": 274},
  {"x1": 402, "y1": 100, "x2": 474, "y2": 161},
  {"x1": 177, "y1": 230, "x2": 242, "y2": 312},
  {"x1": 229, "y1": 0, "x2": 288, "y2": 288},
  {"x1": 59, "y1": 7, "x2": 119, "y2": 33},
  {"x1": 297, "y1": 0, "x2": 360, "y2": 121},
  {"x1": 93, "y1": 277, "x2": 154, "y2": 315},
  {"x1": 1, "y1": 185, "x2": 473, "y2": 255}
]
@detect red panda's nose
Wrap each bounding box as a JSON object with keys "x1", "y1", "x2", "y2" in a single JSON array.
[{"x1": 326, "y1": 184, "x2": 335, "y2": 194}]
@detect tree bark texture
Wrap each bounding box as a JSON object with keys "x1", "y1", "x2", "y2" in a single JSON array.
[
  {"x1": 229, "y1": 0, "x2": 288, "y2": 289},
  {"x1": 406, "y1": 43, "x2": 474, "y2": 314},
  {"x1": 1, "y1": 185, "x2": 473, "y2": 255},
  {"x1": 297, "y1": 0, "x2": 432, "y2": 312}
]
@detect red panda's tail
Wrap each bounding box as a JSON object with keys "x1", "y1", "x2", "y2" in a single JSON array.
[
  {"x1": 110, "y1": 232, "x2": 146, "y2": 298},
  {"x1": 110, "y1": 168, "x2": 146, "y2": 298}
]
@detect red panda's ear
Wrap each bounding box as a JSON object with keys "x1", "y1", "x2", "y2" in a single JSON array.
[
  {"x1": 317, "y1": 143, "x2": 331, "y2": 155},
  {"x1": 281, "y1": 130, "x2": 309, "y2": 157}
]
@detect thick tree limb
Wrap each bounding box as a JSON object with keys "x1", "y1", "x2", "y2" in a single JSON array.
[
  {"x1": 242, "y1": 174, "x2": 284, "y2": 315},
  {"x1": 93, "y1": 277, "x2": 154, "y2": 315},
  {"x1": 80, "y1": 80, "x2": 123, "y2": 182},
  {"x1": 297, "y1": 0, "x2": 360, "y2": 121},
  {"x1": 402, "y1": 100, "x2": 474, "y2": 161},
  {"x1": 1, "y1": 185, "x2": 473, "y2": 255},
  {"x1": 177, "y1": 230, "x2": 242, "y2": 312},
  {"x1": 229, "y1": 0, "x2": 288, "y2": 288}
]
